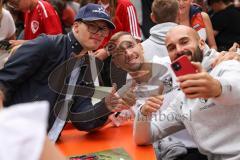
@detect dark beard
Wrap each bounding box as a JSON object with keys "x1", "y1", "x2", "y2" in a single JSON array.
[
  {"x1": 176, "y1": 50, "x2": 192, "y2": 59},
  {"x1": 192, "y1": 46, "x2": 203, "y2": 63},
  {"x1": 176, "y1": 46, "x2": 203, "y2": 63}
]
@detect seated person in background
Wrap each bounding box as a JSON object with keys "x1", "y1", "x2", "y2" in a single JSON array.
[
  {"x1": 134, "y1": 25, "x2": 240, "y2": 160},
  {"x1": 0, "y1": 101, "x2": 65, "y2": 160},
  {"x1": 7, "y1": 0, "x2": 63, "y2": 47},
  {"x1": 0, "y1": 3, "x2": 134, "y2": 142}
]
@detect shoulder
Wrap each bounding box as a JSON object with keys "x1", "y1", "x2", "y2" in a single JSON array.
[
  {"x1": 1, "y1": 8, "x2": 14, "y2": 21},
  {"x1": 42, "y1": 34, "x2": 65, "y2": 49},
  {"x1": 117, "y1": 0, "x2": 134, "y2": 8},
  {"x1": 37, "y1": 0, "x2": 56, "y2": 16},
  {"x1": 200, "y1": 12, "x2": 212, "y2": 28},
  {"x1": 200, "y1": 12, "x2": 210, "y2": 19},
  {"x1": 213, "y1": 60, "x2": 240, "y2": 74},
  {"x1": 2, "y1": 8, "x2": 11, "y2": 16}
]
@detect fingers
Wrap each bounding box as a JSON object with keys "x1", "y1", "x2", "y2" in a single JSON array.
[
  {"x1": 212, "y1": 52, "x2": 240, "y2": 67},
  {"x1": 107, "y1": 82, "x2": 136, "y2": 111},
  {"x1": 229, "y1": 42, "x2": 239, "y2": 52},
  {"x1": 148, "y1": 96, "x2": 164, "y2": 105},
  {"x1": 120, "y1": 80, "x2": 137, "y2": 106},
  {"x1": 92, "y1": 49, "x2": 108, "y2": 60},
  {"x1": 179, "y1": 78, "x2": 207, "y2": 89},
  {"x1": 140, "y1": 95, "x2": 164, "y2": 116},
  {"x1": 211, "y1": 52, "x2": 224, "y2": 68},
  {"x1": 178, "y1": 73, "x2": 221, "y2": 99},
  {"x1": 9, "y1": 40, "x2": 24, "y2": 48},
  {"x1": 122, "y1": 94, "x2": 136, "y2": 106},
  {"x1": 177, "y1": 72, "x2": 206, "y2": 83}
]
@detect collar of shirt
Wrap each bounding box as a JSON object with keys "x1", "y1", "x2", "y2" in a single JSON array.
[{"x1": 67, "y1": 31, "x2": 83, "y2": 55}]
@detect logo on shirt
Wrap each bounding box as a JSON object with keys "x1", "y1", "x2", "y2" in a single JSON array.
[
  {"x1": 31, "y1": 20, "x2": 39, "y2": 34},
  {"x1": 199, "y1": 98, "x2": 208, "y2": 103}
]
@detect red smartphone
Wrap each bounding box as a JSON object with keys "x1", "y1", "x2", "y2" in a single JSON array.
[{"x1": 171, "y1": 55, "x2": 197, "y2": 77}]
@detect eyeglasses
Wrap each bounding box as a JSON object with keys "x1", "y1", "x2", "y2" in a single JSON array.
[
  {"x1": 7, "y1": 0, "x2": 20, "y2": 9},
  {"x1": 82, "y1": 21, "x2": 110, "y2": 37},
  {"x1": 106, "y1": 40, "x2": 138, "y2": 57}
]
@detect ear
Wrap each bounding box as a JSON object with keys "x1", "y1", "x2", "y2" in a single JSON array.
[
  {"x1": 138, "y1": 43, "x2": 144, "y2": 51},
  {"x1": 150, "y1": 12, "x2": 157, "y2": 23},
  {"x1": 137, "y1": 43, "x2": 145, "y2": 57},
  {"x1": 72, "y1": 22, "x2": 79, "y2": 33},
  {"x1": 198, "y1": 38, "x2": 206, "y2": 51}
]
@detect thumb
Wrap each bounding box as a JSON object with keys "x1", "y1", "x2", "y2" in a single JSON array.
[{"x1": 191, "y1": 62, "x2": 203, "y2": 72}]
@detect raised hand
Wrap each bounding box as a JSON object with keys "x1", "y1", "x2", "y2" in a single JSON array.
[
  {"x1": 105, "y1": 83, "x2": 135, "y2": 112},
  {"x1": 178, "y1": 62, "x2": 222, "y2": 99},
  {"x1": 121, "y1": 80, "x2": 136, "y2": 107},
  {"x1": 91, "y1": 48, "x2": 109, "y2": 60},
  {"x1": 211, "y1": 51, "x2": 240, "y2": 68},
  {"x1": 140, "y1": 95, "x2": 164, "y2": 116}
]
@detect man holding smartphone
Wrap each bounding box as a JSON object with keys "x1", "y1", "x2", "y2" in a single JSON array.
[{"x1": 134, "y1": 25, "x2": 240, "y2": 160}]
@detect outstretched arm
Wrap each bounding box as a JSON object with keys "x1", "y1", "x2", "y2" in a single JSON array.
[{"x1": 134, "y1": 95, "x2": 184, "y2": 145}]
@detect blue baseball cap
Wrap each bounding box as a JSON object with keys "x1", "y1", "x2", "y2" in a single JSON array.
[{"x1": 74, "y1": 3, "x2": 116, "y2": 30}]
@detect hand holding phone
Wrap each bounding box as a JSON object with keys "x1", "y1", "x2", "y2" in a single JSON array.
[{"x1": 171, "y1": 55, "x2": 197, "y2": 77}]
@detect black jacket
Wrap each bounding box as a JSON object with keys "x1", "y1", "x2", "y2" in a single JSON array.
[{"x1": 0, "y1": 32, "x2": 111, "y2": 131}]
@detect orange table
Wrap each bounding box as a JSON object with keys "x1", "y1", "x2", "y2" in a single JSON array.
[{"x1": 57, "y1": 121, "x2": 156, "y2": 160}]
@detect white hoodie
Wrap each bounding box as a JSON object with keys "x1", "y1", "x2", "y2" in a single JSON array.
[{"x1": 134, "y1": 58, "x2": 240, "y2": 160}]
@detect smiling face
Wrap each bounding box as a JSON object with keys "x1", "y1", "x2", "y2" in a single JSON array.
[
  {"x1": 165, "y1": 25, "x2": 205, "y2": 62},
  {"x1": 178, "y1": 0, "x2": 192, "y2": 15},
  {"x1": 110, "y1": 34, "x2": 144, "y2": 72},
  {"x1": 72, "y1": 20, "x2": 110, "y2": 51}
]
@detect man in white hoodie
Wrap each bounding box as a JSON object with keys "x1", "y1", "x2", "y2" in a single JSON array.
[
  {"x1": 134, "y1": 25, "x2": 240, "y2": 160},
  {"x1": 142, "y1": 0, "x2": 206, "y2": 159}
]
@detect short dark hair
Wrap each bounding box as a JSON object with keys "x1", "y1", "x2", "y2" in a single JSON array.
[
  {"x1": 207, "y1": 0, "x2": 233, "y2": 5},
  {"x1": 151, "y1": 0, "x2": 179, "y2": 24},
  {"x1": 106, "y1": 32, "x2": 136, "y2": 55}
]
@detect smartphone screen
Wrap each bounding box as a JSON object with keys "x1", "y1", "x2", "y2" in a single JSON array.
[{"x1": 171, "y1": 55, "x2": 197, "y2": 77}]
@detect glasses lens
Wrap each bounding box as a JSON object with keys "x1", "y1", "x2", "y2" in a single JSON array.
[
  {"x1": 84, "y1": 22, "x2": 109, "y2": 37},
  {"x1": 100, "y1": 28, "x2": 110, "y2": 37},
  {"x1": 86, "y1": 23, "x2": 98, "y2": 34}
]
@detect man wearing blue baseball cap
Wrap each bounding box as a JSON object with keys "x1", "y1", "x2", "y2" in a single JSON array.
[{"x1": 0, "y1": 3, "x2": 134, "y2": 142}]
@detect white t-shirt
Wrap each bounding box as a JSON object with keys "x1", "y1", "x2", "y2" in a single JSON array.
[
  {"x1": 0, "y1": 8, "x2": 16, "y2": 41},
  {"x1": 0, "y1": 101, "x2": 49, "y2": 160}
]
